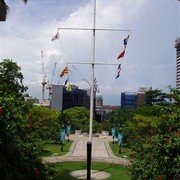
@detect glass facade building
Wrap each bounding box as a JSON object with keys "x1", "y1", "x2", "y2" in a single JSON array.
[
  {"x1": 121, "y1": 92, "x2": 137, "y2": 108},
  {"x1": 62, "y1": 87, "x2": 90, "y2": 110},
  {"x1": 51, "y1": 84, "x2": 90, "y2": 111}
]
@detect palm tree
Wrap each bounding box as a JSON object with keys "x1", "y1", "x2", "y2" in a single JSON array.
[{"x1": 0, "y1": 0, "x2": 27, "y2": 21}]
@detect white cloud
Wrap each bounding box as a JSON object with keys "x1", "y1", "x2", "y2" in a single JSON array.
[{"x1": 1, "y1": 0, "x2": 178, "y2": 105}]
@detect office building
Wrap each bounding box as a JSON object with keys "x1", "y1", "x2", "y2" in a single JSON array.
[
  {"x1": 121, "y1": 92, "x2": 137, "y2": 108},
  {"x1": 51, "y1": 84, "x2": 63, "y2": 111},
  {"x1": 63, "y1": 87, "x2": 90, "y2": 110},
  {"x1": 51, "y1": 84, "x2": 90, "y2": 111},
  {"x1": 175, "y1": 37, "x2": 180, "y2": 90}
]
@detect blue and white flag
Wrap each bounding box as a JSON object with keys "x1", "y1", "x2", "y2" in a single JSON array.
[
  {"x1": 118, "y1": 132, "x2": 123, "y2": 145},
  {"x1": 123, "y1": 34, "x2": 130, "y2": 46},
  {"x1": 60, "y1": 128, "x2": 66, "y2": 142},
  {"x1": 111, "y1": 127, "x2": 116, "y2": 137},
  {"x1": 66, "y1": 124, "x2": 71, "y2": 135}
]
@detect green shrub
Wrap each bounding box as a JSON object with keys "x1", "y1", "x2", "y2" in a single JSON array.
[{"x1": 0, "y1": 97, "x2": 48, "y2": 179}]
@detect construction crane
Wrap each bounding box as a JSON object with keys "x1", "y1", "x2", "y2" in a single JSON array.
[
  {"x1": 41, "y1": 51, "x2": 47, "y2": 103},
  {"x1": 46, "y1": 62, "x2": 57, "y2": 100}
]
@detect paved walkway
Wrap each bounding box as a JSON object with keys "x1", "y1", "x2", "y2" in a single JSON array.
[{"x1": 42, "y1": 134, "x2": 130, "y2": 166}]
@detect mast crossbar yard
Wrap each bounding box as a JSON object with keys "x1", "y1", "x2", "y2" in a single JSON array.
[
  {"x1": 58, "y1": 27, "x2": 130, "y2": 32},
  {"x1": 57, "y1": 0, "x2": 130, "y2": 179},
  {"x1": 67, "y1": 61, "x2": 120, "y2": 66}
]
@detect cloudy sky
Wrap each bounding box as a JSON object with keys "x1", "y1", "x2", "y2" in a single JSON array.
[{"x1": 0, "y1": 0, "x2": 179, "y2": 105}]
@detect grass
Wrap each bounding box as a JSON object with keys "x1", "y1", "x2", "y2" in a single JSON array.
[
  {"x1": 42, "y1": 140, "x2": 73, "y2": 157},
  {"x1": 109, "y1": 141, "x2": 134, "y2": 159},
  {"x1": 49, "y1": 161, "x2": 131, "y2": 180}
]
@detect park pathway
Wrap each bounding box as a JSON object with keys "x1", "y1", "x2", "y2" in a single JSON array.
[{"x1": 42, "y1": 134, "x2": 130, "y2": 165}]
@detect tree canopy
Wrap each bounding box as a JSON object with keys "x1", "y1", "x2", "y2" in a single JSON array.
[
  {"x1": 0, "y1": 97, "x2": 47, "y2": 179},
  {"x1": 0, "y1": 59, "x2": 27, "y2": 98},
  {"x1": 128, "y1": 89, "x2": 180, "y2": 179},
  {"x1": 145, "y1": 88, "x2": 170, "y2": 106}
]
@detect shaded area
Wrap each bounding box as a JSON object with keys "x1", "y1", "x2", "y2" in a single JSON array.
[
  {"x1": 109, "y1": 142, "x2": 135, "y2": 159},
  {"x1": 49, "y1": 161, "x2": 131, "y2": 180},
  {"x1": 41, "y1": 141, "x2": 72, "y2": 157}
]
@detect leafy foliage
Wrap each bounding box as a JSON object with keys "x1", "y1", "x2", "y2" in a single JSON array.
[
  {"x1": 106, "y1": 89, "x2": 180, "y2": 178},
  {"x1": 0, "y1": 97, "x2": 47, "y2": 179},
  {"x1": 0, "y1": 59, "x2": 27, "y2": 98},
  {"x1": 63, "y1": 106, "x2": 92, "y2": 133},
  {"x1": 62, "y1": 106, "x2": 101, "y2": 133},
  {"x1": 109, "y1": 108, "x2": 135, "y2": 127},
  {"x1": 128, "y1": 90, "x2": 180, "y2": 179},
  {"x1": 124, "y1": 114, "x2": 159, "y2": 149},
  {"x1": 26, "y1": 105, "x2": 60, "y2": 141},
  {"x1": 145, "y1": 89, "x2": 170, "y2": 106}
]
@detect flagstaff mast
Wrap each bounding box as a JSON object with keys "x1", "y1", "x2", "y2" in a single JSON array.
[
  {"x1": 57, "y1": 0, "x2": 130, "y2": 178},
  {"x1": 86, "y1": 1, "x2": 96, "y2": 179},
  {"x1": 41, "y1": 51, "x2": 47, "y2": 103}
]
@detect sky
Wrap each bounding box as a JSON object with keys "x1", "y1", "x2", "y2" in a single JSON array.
[{"x1": 0, "y1": 0, "x2": 180, "y2": 105}]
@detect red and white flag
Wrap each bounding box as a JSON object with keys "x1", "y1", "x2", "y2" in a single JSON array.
[{"x1": 117, "y1": 50, "x2": 125, "y2": 60}]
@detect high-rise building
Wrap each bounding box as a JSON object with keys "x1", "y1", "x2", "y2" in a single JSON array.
[
  {"x1": 175, "y1": 37, "x2": 180, "y2": 90},
  {"x1": 50, "y1": 84, "x2": 90, "y2": 111},
  {"x1": 121, "y1": 92, "x2": 137, "y2": 108},
  {"x1": 51, "y1": 84, "x2": 63, "y2": 111},
  {"x1": 63, "y1": 87, "x2": 90, "y2": 110}
]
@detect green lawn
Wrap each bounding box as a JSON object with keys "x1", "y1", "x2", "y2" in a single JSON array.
[
  {"x1": 109, "y1": 142, "x2": 134, "y2": 159},
  {"x1": 49, "y1": 161, "x2": 131, "y2": 180},
  {"x1": 42, "y1": 140, "x2": 73, "y2": 157}
]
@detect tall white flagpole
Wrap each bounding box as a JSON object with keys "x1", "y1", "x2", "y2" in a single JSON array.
[
  {"x1": 57, "y1": 1, "x2": 130, "y2": 178},
  {"x1": 87, "y1": 1, "x2": 96, "y2": 178},
  {"x1": 89, "y1": 0, "x2": 96, "y2": 142}
]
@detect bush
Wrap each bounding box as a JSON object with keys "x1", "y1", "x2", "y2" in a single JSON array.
[
  {"x1": 0, "y1": 97, "x2": 47, "y2": 179},
  {"x1": 63, "y1": 106, "x2": 90, "y2": 133},
  {"x1": 129, "y1": 105, "x2": 180, "y2": 179},
  {"x1": 26, "y1": 105, "x2": 60, "y2": 141}
]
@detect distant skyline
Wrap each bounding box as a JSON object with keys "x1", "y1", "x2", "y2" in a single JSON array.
[{"x1": 0, "y1": 0, "x2": 180, "y2": 105}]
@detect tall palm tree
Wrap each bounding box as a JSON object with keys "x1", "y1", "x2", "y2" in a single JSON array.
[{"x1": 0, "y1": 0, "x2": 27, "y2": 21}]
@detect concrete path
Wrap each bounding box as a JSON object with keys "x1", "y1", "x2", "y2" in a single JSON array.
[{"x1": 43, "y1": 134, "x2": 130, "y2": 166}]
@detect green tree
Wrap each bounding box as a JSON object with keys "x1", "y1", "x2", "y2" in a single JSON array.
[
  {"x1": 26, "y1": 105, "x2": 60, "y2": 141},
  {"x1": 63, "y1": 106, "x2": 90, "y2": 133},
  {"x1": 145, "y1": 88, "x2": 169, "y2": 106},
  {"x1": 129, "y1": 90, "x2": 180, "y2": 179},
  {"x1": 169, "y1": 88, "x2": 180, "y2": 106},
  {"x1": 0, "y1": 97, "x2": 47, "y2": 179},
  {"x1": 129, "y1": 105, "x2": 180, "y2": 179},
  {"x1": 109, "y1": 108, "x2": 135, "y2": 127},
  {"x1": 136, "y1": 105, "x2": 160, "y2": 116},
  {"x1": 125, "y1": 114, "x2": 159, "y2": 149},
  {"x1": 0, "y1": 59, "x2": 27, "y2": 97},
  {"x1": 0, "y1": 59, "x2": 50, "y2": 178}
]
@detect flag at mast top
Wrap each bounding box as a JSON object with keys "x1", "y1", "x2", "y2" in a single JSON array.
[{"x1": 52, "y1": 32, "x2": 60, "y2": 41}]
